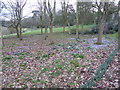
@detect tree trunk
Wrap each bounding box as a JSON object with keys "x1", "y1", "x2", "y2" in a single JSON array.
[
  {"x1": 0, "y1": 25, "x2": 4, "y2": 49},
  {"x1": 118, "y1": 17, "x2": 120, "y2": 50},
  {"x1": 81, "y1": 23, "x2": 84, "y2": 30},
  {"x1": 118, "y1": 1, "x2": 120, "y2": 50},
  {"x1": 97, "y1": 16, "x2": 105, "y2": 44},
  {"x1": 76, "y1": 2, "x2": 79, "y2": 39},
  {"x1": 19, "y1": 24, "x2": 22, "y2": 40},
  {"x1": 76, "y1": 24, "x2": 79, "y2": 39},
  {"x1": 50, "y1": 23, "x2": 53, "y2": 33},
  {"x1": 41, "y1": 27, "x2": 43, "y2": 35},
  {"x1": 45, "y1": 27, "x2": 48, "y2": 34},
  {"x1": 68, "y1": 22, "x2": 71, "y2": 34},
  {"x1": 63, "y1": 25, "x2": 66, "y2": 32},
  {"x1": 81, "y1": 23, "x2": 84, "y2": 35},
  {"x1": 16, "y1": 27, "x2": 20, "y2": 38}
]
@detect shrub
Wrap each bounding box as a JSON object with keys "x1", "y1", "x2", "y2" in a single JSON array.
[
  {"x1": 113, "y1": 24, "x2": 118, "y2": 32},
  {"x1": 91, "y1": 25, "x2": 98, "y2": 34},
  {"x1": 91, "y1": 22, "x2": 118, "y2": 34}
]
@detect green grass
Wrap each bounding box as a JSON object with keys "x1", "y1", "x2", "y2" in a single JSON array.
[
  {"x1": 104, "y1": 33, "x2": 118, "y2": 39},
  {"x1": 3, "y1": 24, "x2": 93, "y2": 38}
]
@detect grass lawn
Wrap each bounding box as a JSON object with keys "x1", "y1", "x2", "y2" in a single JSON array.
[
  {"x1": 3, "y1": 25, "x2": 93, "y2": 38},
  {"x1": 104, "y1": 33, "x2": 118, "y2": 39}
]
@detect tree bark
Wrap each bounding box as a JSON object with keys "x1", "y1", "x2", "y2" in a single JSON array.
[
  {"x1": 63, "y1": 25, "x2": 66, "y2": 32},
  {"x1": 41, "y1": 27, "x2": 43, "y2": 34},
  {"x1": 118, "y1": 1, "x2": 120, "y2": 50},
  {"x1": 50, "y1": 23, "x2": 53, "y2": 33},
  {"x1": 81, "y1": 23, "x2": 84, "y2": 35},
  {"x1": 16, "y1": 27, "x2": 20, "y2": 38},
  {"x1": 0, "y1": 26, "x2": 4, "y2": 49},
  {"x1": 76, "y1": 1, "x2": 79, "y2": 39},
  {"x1": 68, "y1": 22, "x2": 71, "y2": 34},
  {"x1": 97, "y1": 15, "x2": 105, "y2": 44},
  {"x1": 45, "y1": 27, "x2": 48, "y2": 34},
  {"x1": 19, "y1": 23, "x2": 22, "y2": 40}
]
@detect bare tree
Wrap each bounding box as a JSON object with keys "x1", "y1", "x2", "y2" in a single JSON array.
[
  {"x1": 93, "y1": 0, "x2": 117, "y2": 44},
  {"x1": 78, "y1": 2, "x2": 93, "y2": 30},
  {"x1": 0, "y1": 1, "x2": 6, "y2": 47},
  {"x1": 7, "y1": 0, "x2": 27, "y2": 40},
  {"x1": 76, "y1": 0, "x2": 79, "y2": 38},
  {"x1": 118, "y1": 1, "x2": 120, "y2": 50},
  {"x1": 44, "y1": 0, "x2": 56, "y2": 33},
  {"x1": 43, "y1": 0, "x2": 48, "y2": 34},
  {"x1": 37, "y1": 0, "x2": 44, "y2": 34},
  {"x1": 61, "y1": 0, "x2": 68, "y2": 32},
  {"x1": 94, "y1": 0, "x2": 118, "y2": 44}
]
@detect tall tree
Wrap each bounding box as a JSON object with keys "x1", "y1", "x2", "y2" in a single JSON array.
[
  {"x1": 78, "y1": 2, "x2": 92, "y2": 29},
  {"x1": 32, "y1": 10, "x2": 39, "y2": 29},
  {"x1": 44, "y1": 0, "x2": 56, "y2": 33},
  {"x1": 76, "y1": 0, "x2": 79, "y2": 38},
  {"x1": 7, "y1": 0, "x2": 27, "y2": 40},
  {"x1": 61, "y1": 1, "x2": 68, "y2": 32},
  {"x1": 94, "y1": 1, "x2": 117, "y2": 44},
  {"x1": 0, "y1": 1, "x2": 6, "y2": 48},
  {"x1": 67, "y1": 4, "x2": 75, "y2": 34},
  {"x1": 37, "y1": 0, "x2": 44, "y2": 34},
  {"x1": 43, "y1": 0, "x2": 48, "y2": 34},
  {"x1": 118, "y1": 1, "x2": 120, "y2": 50}
]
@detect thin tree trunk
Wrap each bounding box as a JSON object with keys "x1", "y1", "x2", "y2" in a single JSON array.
[
  {"x1": 97, "y1": 16, "x2": 105, "y2": 44},
  {"x1": 63, "y1": 25, "x2": 66, "y2": 32},
  {"x1": 16, "y1": 27, "x2": 20, "y2": 38},
  {"x1": 81, "y1": 23, "x2": 84, "y2": 30},
  {"x1": 0, "y1": 26, "x2": 4, "y2": 49},
  {"x1": 1, "y1": 30, "x2": 4, "y2": 48},
  {"x1": 19, "y1": 24, "x2": 22, "y2": 40},
  {"x1": 118, "y1": 17, "x2": 120, "y2": 50},
  {"x1": 45, "y1": 27, "x2": 48, "y2": 34},
  {"x1": 76, "y1": 23, "x2": 79, "y2": 38},
  {"x1": 68, "y1": 22, "x2": 71, "y2": 34},
  {"x1": 50, "y1": 23, "x2": 53, "y2": 33},
  {"x1": 41, "y1": 27, "x2": 43, "y2": 34},
  {"x1": 76, "y1": 1, "x2": 79, "y2": 39},
  {"x1": 118, "y1": 1, "x2": 120, "y2": 50}
]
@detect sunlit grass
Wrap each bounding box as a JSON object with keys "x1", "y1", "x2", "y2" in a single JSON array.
[{"x1": 2, "y1": 24, "x2": 94, "y2": 38}]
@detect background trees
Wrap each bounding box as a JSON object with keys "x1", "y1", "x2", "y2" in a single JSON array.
[
  {"x1": 77, "y1": 2, "x2": 93, "y2": 27},
  {"x1": 0, "y1": 0, "x2": 119, "y2": 43},
  {"x1": 37, "y1": 0, "x2": 44, "y2": 34},
  {"x1": 44, "y1": 0, "x2": 56, "y2": 33},
  {"x1": 61, "y1": 1, "x2": 68, "y2": 32},
  {"x1": 7, "y1": 0, "x2": 27, "y2": 39}
]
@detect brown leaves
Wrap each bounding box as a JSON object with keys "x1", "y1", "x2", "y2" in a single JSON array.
[{"x1": 2, "y1": 34, "x2": 119, "y2": 88}]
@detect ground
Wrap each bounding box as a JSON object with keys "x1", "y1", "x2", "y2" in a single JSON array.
[{"x1": 2, "y1": 33, "x2": 119, "y2": 88}]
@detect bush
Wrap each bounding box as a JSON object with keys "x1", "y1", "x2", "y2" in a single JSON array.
[
  {"x1": 91, "y1": 25, "x2": 99, "y2": 34},
  {"x1": 113, "y1": 24, "x2": 118, "y2": 32},
  {"x1": 90, "y1": 23, "x2": 118, "y2": 34},
  {"x1": 69, "y1": 22, "x2": 118, "y2": 35}
]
